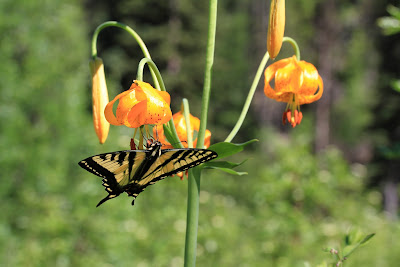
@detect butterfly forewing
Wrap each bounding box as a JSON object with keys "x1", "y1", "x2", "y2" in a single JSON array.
[{"x1": 135, "y1": 149, "x2": 217, "y2": 186}]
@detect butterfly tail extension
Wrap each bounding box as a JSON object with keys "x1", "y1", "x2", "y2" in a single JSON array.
[
  {"x1": 96, "y1": 193, "x2": 120, "y2": 207},
  {"x1": 125, "y1": 186, "x2": 146, "y2": 206}
]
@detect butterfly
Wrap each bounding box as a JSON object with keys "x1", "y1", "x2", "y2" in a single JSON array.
[{"x1": 78, "y1": 140, "x2": 218, "y2": 207}]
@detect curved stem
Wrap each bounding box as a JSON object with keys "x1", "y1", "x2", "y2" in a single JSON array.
[
  {"x1": 91, "y1": 21, "x2": 159, "y2": 89},
  {"x1": 224, "y1": 51, "x2": 270, "y2": 142},
  {"x1": 282, "y1": 36, "x2": 300, "y2": 60},
  {"x1": 137, "y1": 58, "x2": 166, "y2": 91},
  {"x1": 136, "y1": 58, "x2": 181, "y2": 148}
]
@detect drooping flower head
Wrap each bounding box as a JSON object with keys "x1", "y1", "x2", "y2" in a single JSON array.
[
  {"x1": 264, "y1": 55, "x2": 323, "y2": 127},
  {"x1": 154, "y1": 110, "x2": 211, "y2": 149},
  {"x1": 90, "y1": 57, "x2": 110, "y2": 144},
  {"x1": 105, "y1": 80, "x2": 172, "y2": 128}
]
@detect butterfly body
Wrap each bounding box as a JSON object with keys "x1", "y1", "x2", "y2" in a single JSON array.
[{"x1": 78, "y1": 141, "x2": 217, "y2": 207}]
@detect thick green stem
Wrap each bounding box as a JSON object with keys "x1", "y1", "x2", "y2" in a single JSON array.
[
  {"x1": 196, "y1": 0, "x2": 217, "y2": 149},
  {"x1": 91, "y1": 21, "x2": 159, "y2": 89},
  {"x1": 224, "y1": 51, "x2": 270, "y2": 142},
  {"x1": 184, "y1": 167, "x2": 201, "y2": 267},
  {"x1": 184, "y1": 1, "x2": 218, "y2": 266}
]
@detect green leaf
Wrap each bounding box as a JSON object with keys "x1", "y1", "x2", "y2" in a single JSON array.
[
  {"x1": 388, "y1": 5, "x2": 400, "y2": 20},
  {"x1": 163, "y1": 124, "x2": 176, "y2": 146},
  {"x1": 359, "y1": 233, "x2": 375, "y2": 245},
  {"x1": 202, "y1": 159, "x2": 248, "y2": 176},
  {"x1": 208, "y1": 139, "x2": 258, "y2": 159},
  {"x1": 343, "y1": 233, "x2": 375, "y2": 257},
  {"x1": 377, "y1": 17, "x2": 400, "y2": 35},
  {"x1": 391, "y1": 79, "x2": 400, "y2": 93},
  {"x1": 345, "y1": 228, "x2": 363, "y2": 245},
  {"x1": 202, "y1": 159, "x2": 247, "y2": 169},
  {"x1": 205, "y1": 166, "x2": 247, "y2": 176}
]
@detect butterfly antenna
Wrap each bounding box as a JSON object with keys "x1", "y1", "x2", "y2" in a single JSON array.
[{"x1": 169, "y1": 140, "x2": 187, "y2": 148}]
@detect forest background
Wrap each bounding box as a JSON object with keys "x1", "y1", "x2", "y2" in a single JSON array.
[{"x1": 1, "y1": 0, "x2": 399, "y2": 266}]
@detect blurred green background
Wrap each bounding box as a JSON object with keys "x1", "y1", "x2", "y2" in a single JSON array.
[{"x1": 1, "y1": 0, "x2": 400, "y2": 266}]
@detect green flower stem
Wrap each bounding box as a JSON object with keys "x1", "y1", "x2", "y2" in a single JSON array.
[
  {"x1": 224, "y1": 37, "x2": 300, "y2": 143},
  {"x1": 166, "y1": 121, "x2": 183, "y2": 149},
  {"x1": 282, "y1": 36, "x2": 300, "y2": 60},
  {"x1": 182, "y1": 99, "x2": 193, "y2": 148},
  {"x1": 137, "y1": 58, "x2": 166, "y2": 91},
  {"x1": 197, "y1": 0, "x2": 218, "y2": 149},
  {"x1": 224, "y1": 51, "x2": 270, "y2": 143},
  {"x1": 136, "y1": 57, "x2": 182, "y2": 148},
  {"x1": 91, "y1": 21, "x2": 159, "y2": 89},
  {"x1": 184, "y1": 1, "x2": 217, "y2": 266},
  {"x1": 184, "y1": 167, "x2": 201, "y2": 267},
  {"x1": 183, "y1": 97, "x2": 198, "y2": 267}
]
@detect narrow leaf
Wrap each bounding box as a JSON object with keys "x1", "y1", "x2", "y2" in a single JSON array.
[
  {"x1": 359, "y1": 233, "x2": 375, "y2": 245},
  {"x1": 343, "y1": 244, "x2": 359, "y2": 258},
  {"x1": 343, "y1": 233, "x2": 375, "y2": 257},
  {"x1": 207, "y1": 166, "x2": 247, "y2": 176},
  {"x1": 388, "y1": 5, "x2": 400, "y2": 20},
  {"x1": 202, "y1": 159, "x2": 247, "y2": 169},
  {"x1": 208, "y1": 139, "x2": 258, "y2": 159}
]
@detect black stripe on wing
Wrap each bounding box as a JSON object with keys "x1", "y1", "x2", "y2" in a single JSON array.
[
  {"x1": 79, "y1": 150, "x2": 145, "y2": 206},
  {"x1": 79, "y1": 143, "x2": 218, "y2": 207},
  {"x1": 161, "y1": 148, "x2": 218, "y2": 176},
  {"x1": 125, "y1": 148, "x2": 218, "y2": 205}
]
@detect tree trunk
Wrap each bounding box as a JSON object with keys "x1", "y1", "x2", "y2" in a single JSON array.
[
  {"x1": 315, "y1": 0, "x2": 338, "y2": 152},
  {"x1": 383, "y1": 161, "x2": 399, "y2": 220}
]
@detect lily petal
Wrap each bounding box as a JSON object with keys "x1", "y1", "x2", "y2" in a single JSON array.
[
  {"x1": 104, "y1": 90, "x2": 132, "y2": 126},
  {"x1": 298, "y1": 75, "x2": 323, "y2": 105}
]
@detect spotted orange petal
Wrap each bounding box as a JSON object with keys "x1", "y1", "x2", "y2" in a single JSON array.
[
  {"x1": 296, "y1": 60, "x2": 320, "y2": 96},
  {"x1": 104, "y1": 90, "x2": 132, "y2": 126},
  {"x1": 297, "y1": 75, "x2": 323, "y2": 105},
  {"x1": 136, "y1": 81, "x2": 172, "y2": 126},
  {"x1": 264, "y1": 56, "x2": 297, "y2": 102}
]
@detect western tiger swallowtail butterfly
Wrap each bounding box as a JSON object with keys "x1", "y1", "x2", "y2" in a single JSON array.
[{"x1": 78, "y1": 140, "x2": 218, "y2": 207}]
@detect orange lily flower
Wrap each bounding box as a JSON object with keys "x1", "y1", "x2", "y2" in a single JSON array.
[
  {"x1": 154, "y1": 111, "x2": 211, "y2": 149},
  {"x1": 264, "y1": 55, "x2": 323, "y2": 127},
  {"x1": 154, "y1": 110, "x2": 212, "y2": 179},
  {"x1": 105, "y1": 80, "x2": 172, "y2": 128},
  {"x1": 89, "y1": 57, "x2": 110, "y2": 144}
]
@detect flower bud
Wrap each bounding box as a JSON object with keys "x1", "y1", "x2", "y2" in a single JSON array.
[
  {"x1": 267, "y1": 0, "x2": 285, "y2": 59},
  {"x1": 89, "y1": 57, "x2": 110, "y2": 144}
]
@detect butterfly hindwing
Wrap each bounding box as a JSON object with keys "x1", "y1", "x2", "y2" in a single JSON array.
[
  {"x1": 78, "y1": 142, "x2": 218, "y2": 207},
  {"x1": 79, "y1": 150, "x2": 148, "y2": 206}
]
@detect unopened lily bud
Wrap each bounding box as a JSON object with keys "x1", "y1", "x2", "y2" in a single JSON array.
[
  {"x1": 267, "y1": 0, "x2": 285, "y2": 59},
  {"x1": 89, "y1": 57, "x2": 110, "y2": 144}
]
